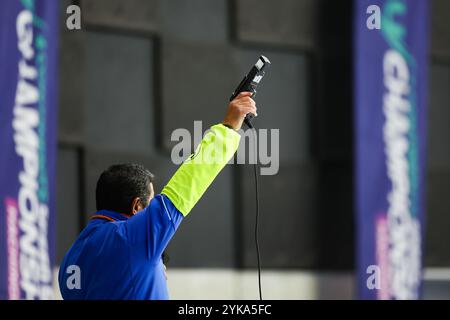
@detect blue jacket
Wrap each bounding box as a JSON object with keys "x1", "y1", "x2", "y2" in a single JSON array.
[
  {"x1": 58, "y1": 124, "x2": 241, "y2": 299},
  {"x1": 59, "y1": 195, "x2": 182, "y2": 299}
]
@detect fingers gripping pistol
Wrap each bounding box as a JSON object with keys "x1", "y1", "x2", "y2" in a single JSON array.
[{"x1": 229, "y1": 55, "x2": 271, "y2": 128}]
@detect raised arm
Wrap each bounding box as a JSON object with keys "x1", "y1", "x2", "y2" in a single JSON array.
[
  {"x1": 161, "y1": 91, "x2": 257, "y2": 216},
  {"x1": 125, "y1": 92, "x2": 256, "y2": 261}
]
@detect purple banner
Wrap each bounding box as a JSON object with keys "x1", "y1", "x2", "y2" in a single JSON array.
[
  {"x1": 355, "y1": 0, "x2": 429, "y2": 299},
  {"x1": 0, "y1": 0, "x2": 59, "y2": 299}
]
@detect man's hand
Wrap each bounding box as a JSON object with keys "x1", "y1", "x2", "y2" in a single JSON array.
[{"x1": 223, "y1": 92, "x2": 257, "y2": 131}]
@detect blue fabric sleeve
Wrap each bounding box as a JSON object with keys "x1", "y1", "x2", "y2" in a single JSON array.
[{"x1": 125, "y1": 194, "x2": 183, "y2": 262}]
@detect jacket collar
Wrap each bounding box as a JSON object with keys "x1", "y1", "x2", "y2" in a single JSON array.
[{"x1": 91, "y1": 210, "x2": 132, "y2": 222}]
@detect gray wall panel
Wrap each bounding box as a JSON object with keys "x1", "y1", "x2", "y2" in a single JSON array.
[
  {"x1": 428, "y1": 63, "x2": 450, "y2": 169},
  {"x1": 58, "y1": 0, "x2": 85, "y2": 144},
  {"x1": 56, "y1": 147, "x2": 81, "y2": 263},
  {"x1": 161, "y1": 0, "x2": 228, "y2": 44},
  {"x1": 82, "y1": 0, "x2": 160, "y2": 32},
  {"x1": 161, "y1": 42, "x2": 238, "y2": 150},
  {"x1": 425, "y1": 171, "x2": 450, "y2": 266},
  {"x1": 315, "y1": 163, "x2": 354, "y2": 269},
  {"x1": 240, "y1": 164, "x2": 319, "y2": 268},
  {"x1": 85, "y1": 32, "x2": 156, "y2": 155},
  {"x1": 424, "y1": 62, "x2": 450, "y2": 267},
  {"x1": 431, "y1": 0, "x2": 450, "y2": 61},
  {"x1": 236, "y1": 0, "x2": 317, "y2": 50}
]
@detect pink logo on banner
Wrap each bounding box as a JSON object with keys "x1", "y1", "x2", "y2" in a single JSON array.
[
  {"x1": 376, "y1": 213, "x2": 389, "y2": 300},
  {"x1": 5, "y1": 197, "x2": 20, "y2": 300}
]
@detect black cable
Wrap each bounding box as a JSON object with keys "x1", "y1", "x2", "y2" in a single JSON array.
[
  {"x1": 254, "y1": 156, "x2": 262, "y2": 300},
  {"x1": 248, "y1": 123, "x2": 262, "y2": 300}
]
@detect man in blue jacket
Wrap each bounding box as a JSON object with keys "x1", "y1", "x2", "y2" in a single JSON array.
[{"x1": 58, "y1": 92, "x2": 257, "y2": 299}]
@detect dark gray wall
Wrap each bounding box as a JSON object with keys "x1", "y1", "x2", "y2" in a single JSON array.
[
  {"x1": 424, "y1": 0, "x2": 450, "y2": 267},
  {"x1": 56, "y1": 0, "x2": 450, "y2": 270}
]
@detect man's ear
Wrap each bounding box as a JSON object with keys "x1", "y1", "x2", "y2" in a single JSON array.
[{"x1": 130, "y1": 197, "x2": 142, "y2": 215}]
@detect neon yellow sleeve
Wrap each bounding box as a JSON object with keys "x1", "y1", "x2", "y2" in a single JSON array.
[{"x1": 161, "y1": 124, "x2": 241, "y2": 216}]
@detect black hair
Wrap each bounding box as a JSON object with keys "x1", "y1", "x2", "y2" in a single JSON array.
[{"x1": 95, "y1": 163, "x2": 154, "y2": 213}]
